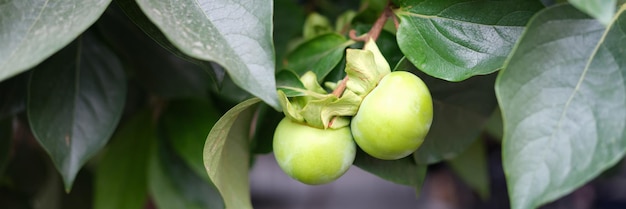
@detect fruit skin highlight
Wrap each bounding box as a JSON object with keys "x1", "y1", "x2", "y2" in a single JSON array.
[
  {"x1": 273, "y1": 118, "x2": 356, "y2": 185},
  {"x1": 350, "y1": 71, "x2": 433, "y2": 160}
]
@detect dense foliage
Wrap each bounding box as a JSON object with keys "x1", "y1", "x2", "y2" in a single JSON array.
[{"x1": 1, "y1": 0, "x2": 625, "y2": 209}]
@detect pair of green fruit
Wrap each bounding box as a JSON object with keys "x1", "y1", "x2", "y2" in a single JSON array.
[{"x1": 273, "y1": 71, "x2": 433, "y2": 185}]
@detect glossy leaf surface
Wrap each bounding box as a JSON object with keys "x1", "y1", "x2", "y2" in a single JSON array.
[
  {"x1": 0, "y1": 0, "x2": 111, "y2": 82},
  {"x1": 394, "y1": 0, "x2": 543, "y2": 81},
  {"x1": 496, "y1": 5, "x2": 626, "y2": 209},
  {"x1": 135, "y1": 0, "x2": 279, "y2": 109}
]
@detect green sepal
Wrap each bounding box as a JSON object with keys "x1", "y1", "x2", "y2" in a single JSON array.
[
  {"x1": 300, "y1": 90, "x2": 361, "y2": 128},
  {"x1": 276, "y1": 72, "x2": 361, "y2": 129},
  {"x1": 345, "y1": 39, "x2": 391, "y2": 97},
  {"x1": 300, "y1": 71, "x2": 327, "y2": 94},
  {"x1": 277, "y1": 90, "x2": 305, "y2": 122}
]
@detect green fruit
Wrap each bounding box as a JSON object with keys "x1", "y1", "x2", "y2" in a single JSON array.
[
  {"x1": 351, "y1": 71, "x2": 433, "y2": 160},
  {"x1": 273, "y1": 118, "x2": 356, "y2": 185}
]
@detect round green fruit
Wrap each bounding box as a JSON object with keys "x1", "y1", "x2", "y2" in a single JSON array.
[
  {"x1": 273, "y1": 118, "x2": 356, "y2": 185},
  {"x1": 351, "y1": 71, "x2": 433, "y2": 160}
]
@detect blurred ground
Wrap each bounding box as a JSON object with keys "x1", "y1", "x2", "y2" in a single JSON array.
[{"x1": 250, "y1": 149, "x2": 626, "y2": 209}]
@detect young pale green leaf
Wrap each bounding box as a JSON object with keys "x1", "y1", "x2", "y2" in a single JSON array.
[
  {"x1": 394, "y1": 0, "x2": 544, "y2": 81},
  {"x1": 203, "y1": 98, "x2": 260, "y2": 209},
  {"x1": 0, "y1": 0, "x2": 111, "y2": 82},
  {"x1": 161, "y1": 99, "x2": 220, "y2": 180},
  {"x1": 570, "y1": 0, "x2": 616, "y2": 25},
  {"x1": 303, "y1": 13, "x2": 334, "y2": 40},
  {"x1": 135, "y1": 0, "x2": 279, "y2": 109},
  {"x1": 496, "y1": 5, "x2": 626, "y2": 209},
  {"x1": 335, "y1": 10, "x2": 357, "y2": 34},
  {"x1": 447, "y1": 138, "x2": 490, "y2": 200},
  {"x1": 395, "y1": 58, "x2": 497, "y2": 164},
  {"x1": 150, "y1": 136, "x2": 224, "y2": 209},
  {"x1": 354, "y1": 149, "x2": 427, "y2": 188},
  {"x1": 27, "y1": 34, "x2": 126, "y2": 190},
  {"x1": 94, "y1": 110, "x2": 154, "y2": 209},
  {"x1": 285, "y1": 33, "x2": 354, "y2": 81}
]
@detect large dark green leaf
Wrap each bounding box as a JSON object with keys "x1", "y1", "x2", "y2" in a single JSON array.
[
  {"x1": 111, "y1": 0, "x2": 224, "y2": 87},
  {"x1": 150, "y1": 134, "x2": 224, "y2": 209},
  {"x1": 394, "y1": 0, "x2": 543, "y2": 81},
  {"x1": 203, "y1": 98, "x2": 260, "y2": 209},
  {"x1": 96, "y1": 6, "x2": 214, "y2": 98},
  {"x1": 353, "y1": 149, "x2": 427, "y2": 189},
  {"x1": 447, "y1": 137, "x2": 490, "y2": 200},
  {"x1": 395, "y1": 58, "x2": 497, "y2": 164},
  {"x1": 495, "y1": 5, "x2": 626, "y2": 209},
  {"x1": 274, "y1": 0, "x2": 306, "y2": 69},
  {"x1": 0, "y1": 0, "x2": 111, "y2": 82},
  {"x1": 27, "y1": 34, "x2": 126, "y2": 190},
  {"x1": 161, "y1": 99, "x2": 220, "y2": 180},
  {"x1": 285, "y1": 33, "x2": 354, "y2": 81},
  {"x1": 94, "y1": 110, "x2": 154, "y2": 209},
  {"x1": 570, "y1": 0, "x2": 616, "y2": 25},
  {"x1": 135, "y1": 0, "x2": 279, "y2": 109}
]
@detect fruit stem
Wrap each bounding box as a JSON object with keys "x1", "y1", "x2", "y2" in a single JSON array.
[
  {"x1": 328, "y1": 76, "x2": 349, "y2": 129},
  {"x1": 349, "y1": 1, "x2": 395, "y2": 43},
  {"x1": 331, "y1": 76, "x2": 349, "y2": 97}
]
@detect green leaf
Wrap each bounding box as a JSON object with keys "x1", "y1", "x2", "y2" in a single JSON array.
[
  {"x1": 395, "y1": 58, "x2": 497, "y2": 164},
  {"x1": 303, "y1": 13, "x2": 334, "y2": 40},
  {"x1": 354, "y1": 0, "x2": 387, "y2": 23},
  {"x1": 93, "y1": 110, "x2": 153, "y2": 209},
  {"x1": 447, "y1": 137, "x2": 490, "y2": 200},
  {"x1": 203, "y1": 98, "x2": 260, "y2": 209},
  {"x1": 485, "y1": 108, "x2": 504, "y2": 140},
  {"x1": 570, "y1": 0, "x2": 617, "y2": 25},
  {"x1": 150, "y1": 134, "x2": 224, "y2": 209},
  {"x1": 0, "y1": 0, "x2": 111, "y2": 82},
  {"x1": 96, "y1": 5, "x2": 215, "y2": 98},
  {"x1": 27, "y1": 34, "x2": 127, "y2": 190},
  {"x1": 274, "y1": 0, "x2": 306, "y2": 69},
  {"x1": 161, "y1": 99, "x2": 220, "y2": 180},
  {"x1": 285, "y1": 33, "x2": 354, "y2": 81},
  {"x1": 353, "y1": 149, "x2": 427, "y2": 189},
  {"x1": 135, "y1": 0, "x2": 279, "y2": 109},
  {"x1": 394, "y1": 0, "x2": 543, "y2": 81},
  {"x1": 276, "y1": 70, "x2": 306, "y2": 97},
  {"x1": 335, "y1": 10, "x2": 357, "y2": 34},
  {"x1": 495, "y1": 4, "x2": 626, "y2": 209}
]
